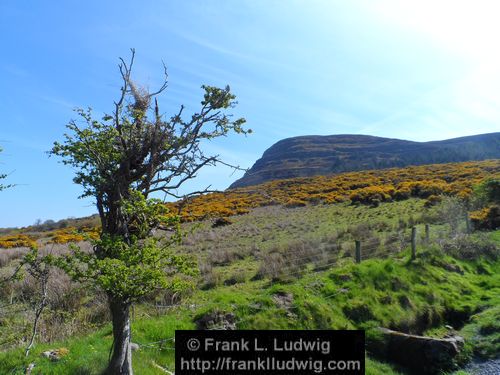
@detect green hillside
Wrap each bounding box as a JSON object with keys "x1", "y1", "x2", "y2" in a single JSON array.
[{"x1": 0, "y1": 197, "x2": 498, "y2": 374}]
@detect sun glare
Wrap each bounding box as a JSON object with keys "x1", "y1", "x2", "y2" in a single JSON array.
[{"x1": 374, "y1": 0, "x2": 500, "y2": 65}]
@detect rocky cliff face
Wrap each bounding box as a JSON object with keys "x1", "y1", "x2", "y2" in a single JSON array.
[{"x1": 229, "y1": 133, "x2": 500, "y2": 188}]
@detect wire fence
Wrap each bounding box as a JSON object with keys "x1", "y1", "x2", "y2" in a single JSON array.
[
  {"x1": 140, "y1": 218, "x2": 473, "y2": 318},
  {"x1": 129, "y1": 219, "x2": 477, "y2": 357}
]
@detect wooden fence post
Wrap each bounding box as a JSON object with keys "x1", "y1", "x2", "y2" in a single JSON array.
[
  {"x1": 355, "y1": 240, "x2": 361, "y2": 264},
  {"x1": 465, "y1": 212, "x2": 471, "y2": 234},
  {"x1": 425, "y1": 224, "x2": 430, "y2": 243},
  {"x1": 411, "y1": 227, "x2": 417, "y2": 260}
]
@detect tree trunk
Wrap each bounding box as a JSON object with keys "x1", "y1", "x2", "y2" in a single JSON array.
[{"x1": 106, "y1": 297, "x2": 133, "y2": 374}]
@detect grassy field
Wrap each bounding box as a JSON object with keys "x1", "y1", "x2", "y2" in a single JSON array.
[{"x1": 0, "y1": 195, "x2": 498, "y2": 374}]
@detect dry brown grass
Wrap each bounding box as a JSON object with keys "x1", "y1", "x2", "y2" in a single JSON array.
[
  {"x1": 255, "y1": 238, "x2": 342, "y2": 281},
  {"x1": 0, "y1": 241, "x2": 105, "y2": 348},
  {"x1": 0, "y1": 247, "x2": 28, "y2": 267}
]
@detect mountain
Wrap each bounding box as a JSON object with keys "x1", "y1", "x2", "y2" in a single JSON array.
[{"x1": 230, "y1": 132, "x2": 500, "y2": 188}]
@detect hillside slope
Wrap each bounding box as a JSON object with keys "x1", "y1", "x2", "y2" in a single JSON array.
[{"x1": 230, "y1": 133, "x2": 500, "y2": 188}]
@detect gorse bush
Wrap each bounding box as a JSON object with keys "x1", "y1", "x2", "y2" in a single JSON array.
[
  {"x1": 168, "y1": 160, "x2": 499, "y2": 222},
  {"x1": 0, "y1": 228, "x2": 100, "y2": 249},
  {"x1": 349, "y1": 185, "x2": 394, "y2": 205},
  {"x1": 470, "y1": 206, "x2": 500, "y2": 230},
  {"x1": 0, "y1": 234, "x2": 37, "y2": 249},
  {"x1": 0, "y1": 160, "x2": 497, "y2": 250},
  {"x1": 47, "y1": 227, "x2": 100, "y2": 244},
  {"x1": 469, "y1": 178, "x2": 500, "y2": 230}
]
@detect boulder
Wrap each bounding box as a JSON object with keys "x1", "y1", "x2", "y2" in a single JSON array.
[{"x1": 369, "y1": 327, "x2": 464, "y2": 374}]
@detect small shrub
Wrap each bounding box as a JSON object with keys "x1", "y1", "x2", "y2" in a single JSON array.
[
  {"x1": 284, "y1": 199, "x2": 307, "y2": 208},
  {"x1": 474, "y1": 178, "x2": 500, "y2": 205},
  {"x1": 394, "y1": 187, "x2": 411, "y2": 200},
  {"x1": 212, "y1": 217, "x2": 233, "y2": 228},
  {"x1": 224, "y1": 271, "x2": 246, "y2": 286},
  {"x1": 0, "y1": 247, "x2": 27, "y2": 267},
  {"x1": 198, "y1": 261, "x2": 222, "y2": 290},
  {"x1": 348, "y1": 223, "x2": 372, "y2": 240},
  {"x1": 470, "y1": 205, "x2": 500, "y2": 230},
  {"x1": 200, "y1": 269, "x2": 222, "y2": 290},
  {"x1": 349, "y1": 186, "x2": 394, "y2": 205},
  {"x1": 84, "y1": 292, "x2": 111, "y2": 325},
  {"x1": 424, "y1": 194, "x2": 442, "y2": 207},
  {"x1": 437, "y1": 196, "x2": 467, "y2": 233},
  {"x1": 208, "y1": 247, "x2": 240, "y2": 266},
  {"x1": 255, "y1": 252, "x2": 287, "y2": 280},
  {"x1": 440, "y1": 234, "x2": 499, "y2": 260}
]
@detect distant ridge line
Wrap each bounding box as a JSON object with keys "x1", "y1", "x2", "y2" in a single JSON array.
[{"x1": 229, "y1": 132, "x2": 500, "y2": 189}]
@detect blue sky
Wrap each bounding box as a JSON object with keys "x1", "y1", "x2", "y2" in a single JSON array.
[{"x1": 1, "y1": 0, "x2": 500, "y2": 227}]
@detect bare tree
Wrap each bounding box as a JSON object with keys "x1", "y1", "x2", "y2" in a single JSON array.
[{"x1": 50, "y1": 49, "x2": 250, "y2": 374}]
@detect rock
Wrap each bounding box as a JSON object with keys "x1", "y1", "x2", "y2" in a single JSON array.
[
  {"x1": 41, "y1": 347, "x2": 69, "y2": 362},
  {"x1": 368, "y1": 327, "x2": 464, "y2": 374},
  {"x1": 272, "y1": 292, "x2": 296, "y2": 318},
  {"x1": 130, "y1": 342, "x2": 140, "y2": 351},
  {"x1": 273, "y1": 292, "x2": 293, "y2": 309},
  {"x1": 195, "y1": 311, "x2": 236, "y2": 330}
]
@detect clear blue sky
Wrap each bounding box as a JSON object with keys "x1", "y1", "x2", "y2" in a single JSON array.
[{"x1": 1, "y1": 0, "x2": 500, "y2": 228}]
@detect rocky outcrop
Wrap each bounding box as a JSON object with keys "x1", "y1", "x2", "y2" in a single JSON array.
[{"x1": 230, "y1": 133, "x2": 500, "y2": 188}]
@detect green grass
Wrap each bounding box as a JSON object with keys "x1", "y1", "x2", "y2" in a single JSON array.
[
  {"x1": 1, "y1": 244, "x2": 497, "y2": 374},
  {"x1": 460, "y1": 305, "x2": 500, "y2": 359},
  {"x1": 366, "y1": 356, "x2": 405, "y2": 375}
]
